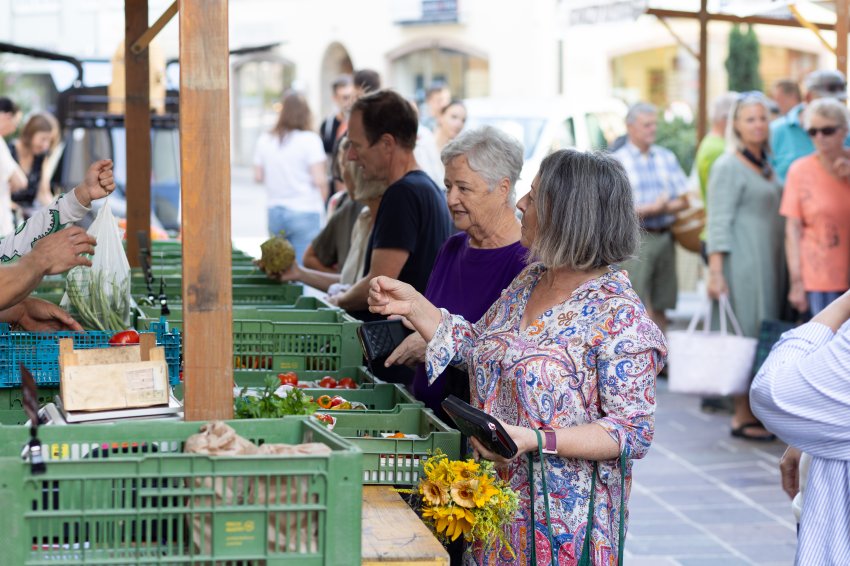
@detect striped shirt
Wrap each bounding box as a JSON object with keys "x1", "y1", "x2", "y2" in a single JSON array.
[
  {"x1": 612, "y1": 141, "x2": 688, "y2": 230},
  {"x1": 750, "y1": 319, "x2": 850, "y2": 566}
]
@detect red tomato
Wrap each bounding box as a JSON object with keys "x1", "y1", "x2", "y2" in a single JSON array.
[
  {"x1": 338, "y1": 377, "x2": 357, "y2": 389},
  {"x1": 330, "y1": 395, "x2": 345, "y2": 408},
  {"x1": 318, "y1": 376, "x2": 337, "y2": 388},
  {"x1": 277, "y1": 372, "x2": 298, "y2": 386},
  {"x1": 296, "y1": 383, "x2": 310, "y2": 389},
  {"x1": 109, "y1": 329, "x2": 140, "y2": 346}
]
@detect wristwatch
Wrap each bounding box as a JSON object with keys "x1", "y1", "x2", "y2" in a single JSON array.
[{"x1": 539, "y1": 427, "x2": 557, "y2": 455}]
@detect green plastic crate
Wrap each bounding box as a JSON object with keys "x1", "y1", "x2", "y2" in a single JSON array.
[
  {"x1": 0, "y1": 418, "x2": 362, "y2": 565},
  {"x1": 331, "y1": 406, "x2": 460, "y2": 485},
  {"x1": 139, "y1": 309, "x2": 361, "y2": 374},
  {"x1": 0, "y1": 386, "x2": 59, "y2": 425},
  {"x1": 232, "y1": 366, "x2": 378, "y2": 389}
]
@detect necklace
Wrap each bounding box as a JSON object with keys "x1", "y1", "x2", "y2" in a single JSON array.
[{"x1": 740, "y1": 148, "x2": 772, "y2": 179}]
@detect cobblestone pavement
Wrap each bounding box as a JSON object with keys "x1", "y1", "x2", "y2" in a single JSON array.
[
  {"x1": 230, "y1": 165, "x2": 797, "y2": 565},
  {"x1": 626, "y1": 380, "x2": 795, "y2": 566}
]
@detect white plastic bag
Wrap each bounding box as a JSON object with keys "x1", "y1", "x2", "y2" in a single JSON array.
[
  {"x1": 61, "y1": 205, "x2": 132, "y2": 330},
  {"x1": 667, "y1": 295, "x2": 757, "y2": 396}
]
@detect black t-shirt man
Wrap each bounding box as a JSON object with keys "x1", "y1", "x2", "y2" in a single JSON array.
[{"x1": 358, "y1": 169, "x2": 452, "y2": 384}]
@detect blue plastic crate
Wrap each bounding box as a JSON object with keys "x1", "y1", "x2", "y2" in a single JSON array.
[{"x1": 0, "y1": 322, "x2": 181, "y2": 387}]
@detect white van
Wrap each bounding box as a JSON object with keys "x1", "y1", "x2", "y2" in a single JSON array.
[{"x1": 463, "y1": 97, "x2": 628, "y2": 199}]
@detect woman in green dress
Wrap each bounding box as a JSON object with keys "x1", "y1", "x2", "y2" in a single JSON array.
[{"x1": 706, "y1": 92, "x2": 784, "y2": 442}]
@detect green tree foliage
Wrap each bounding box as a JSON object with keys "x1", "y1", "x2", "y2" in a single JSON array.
[
  {"x1": 726, "y1": 24, "x2": 763, "y2": 92},
  {"x1": 655, "y1": 114, "x2": 696, "y2": 174}
]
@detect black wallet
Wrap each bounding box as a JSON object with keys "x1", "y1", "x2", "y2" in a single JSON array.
[
  {"x1": 441, "y1": 395, "x2": 518, "y2": 459},
  {"x1": 357, "y1": 319, "x2": 413, "y2": 361}
]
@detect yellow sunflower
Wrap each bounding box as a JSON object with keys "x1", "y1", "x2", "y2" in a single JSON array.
[
  {"x1": 449, "y1": 459, "x2": 480, "y2": 481},
  {"x1": 450, "y1": 479, "x2": 478, "y2": 508},
  {"x1": 420, "y1": 479, "x2": 450, "y2": 506},
  {"x1": 472, "y1": 474, "x2": 501, "y2": 507}
]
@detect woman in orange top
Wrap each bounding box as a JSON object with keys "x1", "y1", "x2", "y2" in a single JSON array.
[{"x1": 781, "y1": 97, "x2": 850, "y2": 316}]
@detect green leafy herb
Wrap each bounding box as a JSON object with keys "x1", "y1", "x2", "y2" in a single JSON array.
[{"x1": 234, "y1": 375, "x2": 318, "y2": 419}]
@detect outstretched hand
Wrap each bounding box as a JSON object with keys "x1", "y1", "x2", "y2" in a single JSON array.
[
  {"x1": 367, "y1": 276, "x2": 420, "y2": 318},
  {"x1": 75, "y1": 160, "x2": 116, "y2": 207}
]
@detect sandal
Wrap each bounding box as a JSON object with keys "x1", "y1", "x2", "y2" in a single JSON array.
[{"x1": 731, "y1": 421, "x2": 777, "y2": 443}]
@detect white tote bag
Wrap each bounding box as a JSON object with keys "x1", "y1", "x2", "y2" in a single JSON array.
[{"x1": 667, "y1": 295, "x2": 758, "y2": 396}]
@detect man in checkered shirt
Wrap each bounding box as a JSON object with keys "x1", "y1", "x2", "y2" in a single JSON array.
[{"x1": 613, "y1": 102, "x2": 688, "y2": 333}]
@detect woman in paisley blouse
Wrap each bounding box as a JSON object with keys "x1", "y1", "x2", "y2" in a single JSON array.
[{"x1": 368, "y1": 149, "x2": 667, "y2": 565}]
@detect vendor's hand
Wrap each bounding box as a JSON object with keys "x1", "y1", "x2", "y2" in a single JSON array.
[
  {"x1": 780, "y1": 446, "x2": 802, "y2": 500},
  {"x1": 367, "y1": 276, "x2": 421, "y2": 318},
  {"x1": 74, "y1": 160, "x2": 116, "y2": 207},
  {"x1": 707, "y1": 271, "x2": 728, "y2": 300},
  {"x1": 470, "y1": 420, "x2": 537, "y2": 465},
  {"x1": 385, "y1": 331, "x2": 426, "y2": 368},
  {"x1": 12, "y1": 297, "x2": 83, "y2": 331},
  {"x1": 27, "y1": 227, "x2": 96, "y2": 276},
  {"x1": 788, "y1": 282, "x2": 808, "y2": 314},
  {"x1": 325, "y1": 293, "x2": 340, "y2": 306}
]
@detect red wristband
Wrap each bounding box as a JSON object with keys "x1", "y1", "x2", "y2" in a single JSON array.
[{"x1": 539, "y1": 427, "x2": 557, "y2": 455}]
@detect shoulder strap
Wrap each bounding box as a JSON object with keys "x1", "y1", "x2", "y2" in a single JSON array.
[{"x1": 529, "y1": 429, "x2": 557, "y2": 566}]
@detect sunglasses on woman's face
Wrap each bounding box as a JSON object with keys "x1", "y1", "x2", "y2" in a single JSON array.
[{"x1": 806, "y1": 126, "x2": 842, "y2": 138}]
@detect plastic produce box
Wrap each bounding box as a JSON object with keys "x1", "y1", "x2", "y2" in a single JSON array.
[
  {"x1": 0, "y1": 322, "x2": 181, "y2": 388},
  {"x1": 139, "y1": 310, "x2": 360, "y2": 374},
  {"x1": 331, "y1": 406, "x2": 460, "y2": 485},
  {"x1": 0, "y1": 417, "x2": 362, "y2": 566},
  {"x1": 308, "y1": 383, "x2": 421, "y2": 413},
  {"x1": 136, "y1": 283, "x2": 304, "y2": 306},
  {"x1": 232, "y1": 366, "x2": 378, "y2": 389}
]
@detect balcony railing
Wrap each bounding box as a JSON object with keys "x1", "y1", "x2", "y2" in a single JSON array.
[{"x1": 394, "y1": 0, "x2": 459, "y2": 25}]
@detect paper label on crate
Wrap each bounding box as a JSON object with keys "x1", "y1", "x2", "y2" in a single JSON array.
[
  {"x1": 125, "y1": 367, "x2": 165, "y2": 393},
  {"x1": 214, "y1": 513, "x2": 264, "y2": 556}
]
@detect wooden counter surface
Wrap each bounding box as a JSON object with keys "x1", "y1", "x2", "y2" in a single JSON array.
[{"x1": 362, "y1": 485, "x2": 449, "y2": 565}]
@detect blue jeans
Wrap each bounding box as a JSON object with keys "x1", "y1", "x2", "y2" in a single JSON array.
[
  {"x1": 808, "y1": 291, "x2": 846, "y2": 316},
  {"x1": 267, "y1": 206, "x2": 321, "y2": 264}
]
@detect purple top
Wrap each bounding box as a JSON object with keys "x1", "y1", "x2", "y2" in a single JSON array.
[{"x1": 411, "y1": 232, "x2": 528, "y2": 416}]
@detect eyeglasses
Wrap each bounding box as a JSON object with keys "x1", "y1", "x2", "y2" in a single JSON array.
[{"x1": 806, "y1": 126, "x2": 842, "y2": 137}]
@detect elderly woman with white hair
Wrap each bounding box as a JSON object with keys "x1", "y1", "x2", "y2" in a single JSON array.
[
  {"x1": 706, "y1": 92, "x2": 785, "y2": 442},
  {"x1": 385, "y1": 125, "x2": 529, "y2": 422},
  {"x1": 370, "y1": 149, "x2": 666, "y2": 565}
]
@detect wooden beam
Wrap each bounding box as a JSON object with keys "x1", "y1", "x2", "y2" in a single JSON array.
[
  {"x1": 697, "y1": 0, "x2": 708, "y2": 144},
  {"x1": 789, "y1": 5, "x2": 836, "y2": 54},
  {"x1": 130, "y1": 0, "x2": 178, "y2": 55},
  {"x1": 838, "y1": 0, "x2": 849, "y2": 77},
  {"x1": 179, "y1": 0, "x2": 234, "y2": 421},
  {"x1": 125, "y1": 0, "x2": 151, "y2": 270},
  {"x1": 656, "y1": 16, "x2": 699, "y2": 60},
  {"x1": 646, "y1": 8, "x2": 836, "y2": 31}
]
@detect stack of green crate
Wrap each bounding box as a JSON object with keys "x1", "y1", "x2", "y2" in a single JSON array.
[{"x1": 0, "y1": 417, "x2": 363, "y2": 565}]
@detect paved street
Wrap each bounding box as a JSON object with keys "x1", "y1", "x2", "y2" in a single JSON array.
[{"x1": 229, "y1": 165, "x2": 797, "y2": 565}]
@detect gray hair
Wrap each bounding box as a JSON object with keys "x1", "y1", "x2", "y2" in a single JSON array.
[
  {"x1": 440, "y1": 125, "x2": 524, "y2": 204},
  {"x1": 532, "y1": 150, "x2": 638, "y2": 270},
  {"x1": 626, "y1": 102, "x2": 657, "y2": 125},
  {"x1": 725, "y1": 93, "x2": 772, "y2": 153},
  {"x1": 710, "y1": 92, "x2": 738, "y2": 124},
  {"x1": 804, "y1": 97, "x2": 850, "y2": 130}
]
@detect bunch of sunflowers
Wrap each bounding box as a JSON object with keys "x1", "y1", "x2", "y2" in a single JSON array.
[{"x1": 412, "y1": 451, "x2": 519, "y2": 554}]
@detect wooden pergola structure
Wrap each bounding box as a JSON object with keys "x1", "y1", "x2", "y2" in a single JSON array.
[
  {"x1": 124, "y1": 0, "x2": 233, "y2": 421},
  {"x1": 645, "y1": 0, "x2": 849, "y2": 141}
]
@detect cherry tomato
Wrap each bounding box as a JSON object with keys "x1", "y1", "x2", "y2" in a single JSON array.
[
  {"x1": 338, "y1": 377, "x2": 357, "y2": 389},
  {"x1": 296, "y1": 383, "x2": 310, "y2": 389},
  {"x1": 109, "y1": 329, "x2": 140, "y2": 346},
  {"x1": 316, "y1": 395, "x2": 333, "y2": 409},
  {"x1": 318, "y1": 376, "x2": 337, "y2": 388},
  {"x1": 277, "y1": 372, "x2": 298, "y2": 386}
]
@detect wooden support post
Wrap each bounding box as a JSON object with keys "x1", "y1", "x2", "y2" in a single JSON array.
[
  {"x1": 789, "y1": 5, "x2": 837, "y2": 54},
  {"x1": 131, "y1": 0, "x2": 178, "y2": 55},
  {"x1": 697, "y1": 0, "x2": 708, "y2": 144},
  {"x1": 838, "y1": 0, "x2": 849, "y2": 78},
  {"x1": 125, "y1": 0, "x2": 151, "y2": 270},
  {"x1": 179, "y1": 0, "x2": 234, "y2": 421}
]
